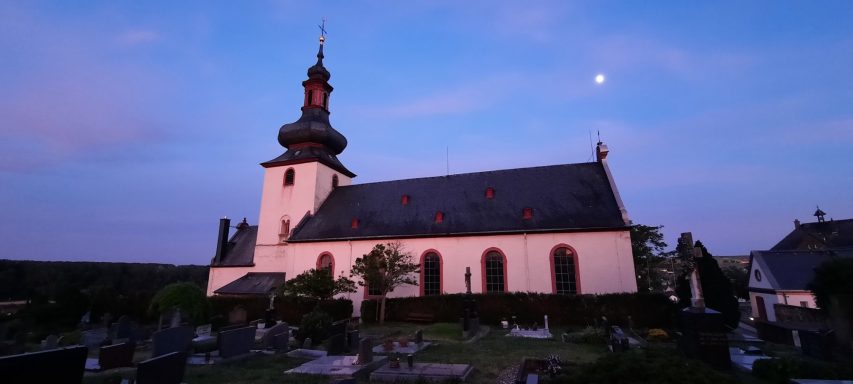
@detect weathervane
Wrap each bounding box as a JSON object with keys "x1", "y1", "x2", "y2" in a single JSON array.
[{"x1": 318, "y1": 17, "x2": 328, "y2": 45}]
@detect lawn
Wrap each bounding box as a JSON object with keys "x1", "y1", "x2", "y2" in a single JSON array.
[{"x1": 83, "y1": 322, "x2": 604, "y2": 384}]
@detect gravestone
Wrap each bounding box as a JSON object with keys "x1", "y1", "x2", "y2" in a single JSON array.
[
  {"x1": 303, "y1": 337, "x2": 313, "y2": 349},
  {"x1": 195, "y1": 324, "x2": 212, "y2": 337},
  {"x1": 136, "y1": 351, "x2": 187, "y2": 384},
  {"x1": 460, "y1": 267, "x2": 480, "y2": 339},
  {"x1": 260, "y1": 322, "x2": 289, "y2": 350},
  {"x1": 0, "y1": 345, "x2": 88, "y2": 384},
  {"x1": 218, "y1": 326, "x2": 255, "y2": 358},
  {"x1": 273, "y1": 332, "x2": 290, "y2": 351},
  {"x1": 414, "y1": 329, "x2": 423, "y2": 344},
  {"x1": 678, "y1": 308, "x2": 731, "y2": 369},
  {"x1": 370, "y1": 362, "x2": 474, "y2": 383},
  {"x1": 152, "y1": 325, "x2": 194, "y2": 357},
  {"x1": 229, "y1": 306, "x2": 247, "y2": 325},
  {"x1": 219, "y1": 323, "x2": 245, "y2": 333},
  {"x1": 99, "y1": 341, "x2": 135, "y2": 370},
  {"x1": 115, "y1": 315, "x2": 133, "y2": 340},
  {"x1": 327, "y1": 320, "x2": 349, "y2": 355},
  {"x1": 348, "y1": 330, "x2": 360, "y2": 351},
  {"x1": 358, "y1": 337, "x2": 374, "y2": 364}
]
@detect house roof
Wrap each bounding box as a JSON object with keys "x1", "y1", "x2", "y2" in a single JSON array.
[
  {"x1": 210, "y1": 225, "x2": 257, "y2": 267},
  {"x1": 771, "y1": 218, "x2": 853, "y2": 251},
  {"x1": 750, "y1": 249, "x2": 853, "y2": 291},
  {"x1": 213, "y1": 272, "x2": 286, "y2": 296},
  {"x1": 289, "y1": 162, "x2": 628, "y2": 242}
]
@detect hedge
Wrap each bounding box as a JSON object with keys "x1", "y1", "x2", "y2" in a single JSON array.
[
  {"x1": 752, "y1": 357, "x2": 853, "y2": 384},
  {"x1": 209, "y1": 296, "x2": 352, "y2": 326},
  {"x1": 360, "y1": 292, "x2": 676, "y2": 329}
]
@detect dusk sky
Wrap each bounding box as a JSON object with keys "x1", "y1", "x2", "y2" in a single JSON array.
[{"x1": 2, "y1": 1, "x2": 852, "y2": 265}]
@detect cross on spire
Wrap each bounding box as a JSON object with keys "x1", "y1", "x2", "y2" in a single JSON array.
[{"x1": 318, "y1": 17, "x2": 327, "y2": 44}]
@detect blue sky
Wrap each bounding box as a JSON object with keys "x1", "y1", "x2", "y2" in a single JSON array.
[{"x1": 1, "y1": 1, "x2": 851, "y2": 264}]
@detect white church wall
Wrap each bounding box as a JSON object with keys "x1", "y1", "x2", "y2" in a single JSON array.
[{"x1": 206, "y1": 266, "x2": 254, "y2": 296}]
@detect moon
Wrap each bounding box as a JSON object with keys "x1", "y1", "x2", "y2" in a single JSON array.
[{"x1": 595, "y1": 74, "x2": 606, "y2": 84}]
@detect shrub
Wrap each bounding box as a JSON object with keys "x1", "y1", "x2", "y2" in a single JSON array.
[
  {"x1": 208, "y1": 296, "x2": 352, "y2": 325},
  {"x1": 297, "y1": 309, "x2": 333, "y2": 346},
  {"x1": 647, "y1": 328, "x2": 669, "y2": 341},
  {"x1": 752, "y1": 357, "x2": 853, "y2": 384}
]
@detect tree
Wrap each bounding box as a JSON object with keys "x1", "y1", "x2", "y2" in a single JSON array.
[
  {"x1": 280, "y1": 268, "x2": 357, "y2": 300},
  {"x1": 675, "y1": 241, "x2": 740, "y2": 329},
  {"x1": 149, "y1": 282, "x2": 209, "y2": 326},
  {"x1": 631, "y1": 224, "x2": 673, "y2": 292},
  {"x1": 808, "y1": 257, "x2": 853, "y2": 349},
  {"x1": 350, "y1": 242, "x2": 419, "y2": 324}
]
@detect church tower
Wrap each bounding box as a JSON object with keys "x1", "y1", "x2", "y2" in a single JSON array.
[{"x1": 255, "y1": 35, "x2": 355, "y2": 246}]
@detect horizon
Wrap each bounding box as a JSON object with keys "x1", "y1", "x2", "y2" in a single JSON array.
[{"x1": 2, "y1": 1, "x2": 852, "y2": 264}]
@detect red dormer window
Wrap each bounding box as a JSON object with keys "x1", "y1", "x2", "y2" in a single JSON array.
[
  {"x1": 435, "y1": 211, "x2": 444, "y2": 224},
  {"x1": 351, "y1": 218, "x2": 359, "y2": 229},
  {"x1": 401, "y1": 194, "x2": 410, "y2": 205},
  {"x1": 522, "y1": 207, "x2": 534, "y2": 220},
  {"x1": 485, "y1": 187, "x2": 495, "y2": 199}
]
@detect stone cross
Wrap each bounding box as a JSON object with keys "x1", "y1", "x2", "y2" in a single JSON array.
[
  {"x1": 268, "y1": 292, "x2": 276, "y2": 310},
  {"x1": 464, "y1": 267, "x2": 472, "y2": 294},
  {"x1": 544, "y1": 315, "x2": 549, "y2": 331}
]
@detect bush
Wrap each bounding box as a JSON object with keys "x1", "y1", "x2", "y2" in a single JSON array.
[
  {"x1": 752, "y1": 357, "x2": 853, "y2": 384},
  {"x1": 208, "y1": 296, "x2": 352, "y2": 325},
  {"x1": 297, "y1": 310, "x2": 333, "y2": 346},
  {"x1": 559, "y1": 349, "x2": 737, "y2": 384},
  {"x1": 360, "y1": 292, "x2": 676, "y2": 329}
]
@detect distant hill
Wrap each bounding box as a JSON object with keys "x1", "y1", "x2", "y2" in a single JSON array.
[{"x1": 0, "y1": 259, "x2": 208, "y2": 301}]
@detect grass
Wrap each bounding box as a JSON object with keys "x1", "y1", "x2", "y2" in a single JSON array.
[{"x1": 364, "y1": 322, "x2": 605, "y2": 384}]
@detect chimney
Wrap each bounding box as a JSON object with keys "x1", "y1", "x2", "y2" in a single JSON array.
[
  {"x1": 214, "y1": 217, "x2": 231, "y2": 264},
  {"x1": 596, "y1": 141, "x2": 609, "y2": 162},
  {"x1": 794, "y1": 219, "x2": 801, "y2": 229}
]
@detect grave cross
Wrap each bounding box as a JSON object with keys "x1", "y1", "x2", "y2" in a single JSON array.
[{"x1": 464, "y1": 267, "x2": 472, "y2": 294}]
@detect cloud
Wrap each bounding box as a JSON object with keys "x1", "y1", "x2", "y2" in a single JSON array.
[{"x1": 116, "y1": 29, "x2": 160, "y2": 46}]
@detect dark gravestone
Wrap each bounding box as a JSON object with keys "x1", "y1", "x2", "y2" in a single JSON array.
[
  {"x1": 414, "y1": 329, "x2": 423, "y2": 344},
  {"x1": 327, "y1": 320, "x2": 348, "y2": 355},
  {"x1": 218, "y1": 326, "x2": 255, "y2": 358},
  {"x1": 41, "y1": 334, "x2": 60, "y2": 350},
  {"x1": 347, "y1": 330, "x2": 360, "y2": 351},
  {"x1": 273, "y1": 333, "x2": 290, "y2": 351},
  {"x1": 99, "y1": 341, "x2": 135, "y2": 370},
  {"x1": 678, "y1": 308, "x2": 731, "y2": 370},
  {"x1": 219, "y1": 323, "x2": 246, "y2": 333},
  {"x1": 136, "y1": 351, "x2": 187, "y2": 384},
  {"x1": 261, "y1": 322, "x2": 289, "y2": 350},
  {"x1": 81, "y1": 328, "x2": 109, "y2": 348},
  {"x1": 358, "y1": 337, "x2": 373, "y2": 364},
  {"x1": 0, "y1": 345, "x2": 88, "y2": 384},
  {"x1": 327, "y1": 333, "x2": 347, "y2": 355},
  {"x1": 152, "y1": 325, "x2": 194, "y2": 357},
  {"x1": 115, "y1": 315, "x2": 133, "y2": 340}
]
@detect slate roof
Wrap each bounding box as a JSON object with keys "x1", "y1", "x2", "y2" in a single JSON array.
[
  {"x1": 289, "y1": 162, "x2": 628, "y2": 242},
  {"x1": 750, "y1": 249, "x2": 853, "y2": 291},
  {"x1": 211, "y1": 225, "x2": 257, "y2": 267},
  {"x1": 213, "y1": 272, "x2": 286, "y2": 296},
  {"x1": 771, "y1": 219, "x2": 853, "y2": 251}
]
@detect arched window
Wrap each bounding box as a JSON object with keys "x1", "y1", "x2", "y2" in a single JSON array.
[
  {"x1": 421, "y1": 251, "x2": 442, "y2": 296},
  {"x1": 482, "y1": 249, "x2": 506, "y2": 293},
  {"x1": 552, "y1": 246, "x2": 578, "y2": 294},
  {"x1": 306, "y1": 90, "x2": 314, "y2": 106},
  {"x1": 279, "y1": 217, "x2": 290, "y2": 241},
  {"x1": 317, "y1": 253, "x2": 334, "y2": 275},
  {"x1": 332, "y1": 174, "x2": 339, "y2": 189},
  {"x1": 323, "y1": 92, "x2": 329, "y2": 109},
  {"x1": 284, "y1": 168, "x2": 295, "y2": 186}
]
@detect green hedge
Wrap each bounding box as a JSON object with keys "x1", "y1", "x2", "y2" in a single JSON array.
[
  {"x1": 360, "y1": 292, "x2": 676, "y2": 329},
  {"x1": 209, "y1": 296, "x2": 352, "y2": 325},
  {"x1": 752, "y1": 357, "x2": 853, "y2": 384}
]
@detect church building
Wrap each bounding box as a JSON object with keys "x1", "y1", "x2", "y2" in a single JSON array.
[{"x1": 206, "y1": 37, "x2": 638, "y2": 311}]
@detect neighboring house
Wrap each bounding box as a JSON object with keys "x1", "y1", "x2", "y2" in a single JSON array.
[
  {"x1": 748, "y1": 208, "x2": 853, "y2": 321},
  {"x1": 206, "y1": 38, "x2": 638, "y2": 312}
]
